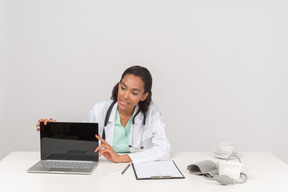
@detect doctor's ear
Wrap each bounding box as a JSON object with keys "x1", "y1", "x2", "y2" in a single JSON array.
[{"x1": 140, "y1": 92, "x2": 149, "y2": 101}]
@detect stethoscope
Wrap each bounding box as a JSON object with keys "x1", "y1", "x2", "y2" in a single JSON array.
[{"x1": 102, "y1": 100, "x2": 146, "y2": 152}]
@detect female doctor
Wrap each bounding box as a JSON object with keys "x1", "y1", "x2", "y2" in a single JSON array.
[{"x1": 36, "y1": 66, "x2": 170, "y2": 163}]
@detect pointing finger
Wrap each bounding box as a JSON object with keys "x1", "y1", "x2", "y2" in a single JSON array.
[
  {"x1": 95, "y1": 134, "x2": 107, "y2": 144},
  {"x1": 94, "y1": 144, "x2": 106, "y2": 153}
]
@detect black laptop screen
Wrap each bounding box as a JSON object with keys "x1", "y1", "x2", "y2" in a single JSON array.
[{"x1": 40, "y1": 122, "x2": 99, "y2": 161}]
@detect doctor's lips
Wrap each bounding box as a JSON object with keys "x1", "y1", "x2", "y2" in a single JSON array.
[{"x1": 119, "y1": 99, "x2": 129, "y2": 106}]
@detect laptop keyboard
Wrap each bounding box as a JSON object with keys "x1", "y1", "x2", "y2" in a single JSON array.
[{"x1": 38, "y1": 161, "x2": 94, "y2": 169}]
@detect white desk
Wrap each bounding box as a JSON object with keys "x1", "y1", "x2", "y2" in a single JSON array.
[{"x1": 0, "y1": 152, "x2": 287, "y2": 192}]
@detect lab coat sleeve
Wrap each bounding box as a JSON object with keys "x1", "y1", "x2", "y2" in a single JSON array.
[{"x1": 128, "y1": 104, "x2": 170, "y2": 163}]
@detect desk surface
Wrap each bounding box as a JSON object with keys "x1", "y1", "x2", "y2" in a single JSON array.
[{"x1": 0, "y1": 152, "x2": 287, "y2": 192}]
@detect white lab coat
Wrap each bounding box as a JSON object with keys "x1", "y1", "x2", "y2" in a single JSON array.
[{"x1": 84, "y1": 100, "x2": 170, "y2": 163}]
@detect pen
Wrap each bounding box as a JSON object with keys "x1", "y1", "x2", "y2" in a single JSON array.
[{"x1": 121, "y1": 164, "x2": 130, "y2": 175}]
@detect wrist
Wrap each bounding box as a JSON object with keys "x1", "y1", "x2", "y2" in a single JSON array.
[{"x1": 117, "y1": 154, "x2": 132, "y2": 163}]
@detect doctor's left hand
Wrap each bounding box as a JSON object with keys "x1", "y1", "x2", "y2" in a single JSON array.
[{"x1": 94, "y1": 135, "x2": 131, "y2": 163}]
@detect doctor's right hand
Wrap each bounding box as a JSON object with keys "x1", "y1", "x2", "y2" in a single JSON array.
[
  {"x1": 36, "y1": 118, "x2": 56, "y2": 131},
  {"x1": 94, "y1": 134, "x2": 132, "y2": 163}
]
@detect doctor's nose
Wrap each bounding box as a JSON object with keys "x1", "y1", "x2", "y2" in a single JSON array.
[{"x1": 123, "y1": 91, "x2": 129, "y2": 99}]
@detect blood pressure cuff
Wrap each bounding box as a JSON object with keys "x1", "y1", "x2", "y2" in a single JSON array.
[
  {"x1": 187, "y1": 160, "x2": 218, "y2": 177},
  {"x1": 187, "y1": 159, "x2": 247, "y2": 185}
]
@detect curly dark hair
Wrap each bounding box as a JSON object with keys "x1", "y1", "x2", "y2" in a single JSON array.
[{"x1": 111, "y1": 66, "x2": 152, "y2": 114}]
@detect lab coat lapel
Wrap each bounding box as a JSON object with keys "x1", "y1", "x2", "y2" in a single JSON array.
[
  {"x1": 103, "y1": 102, "x2": 118, "y2": 146},
  {"x1": 129, "y1": 105, "x2": 144, "y2": 148}
]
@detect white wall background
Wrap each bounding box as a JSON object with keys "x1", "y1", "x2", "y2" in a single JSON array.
[{"x1": 1, "y1": 0, "x2": 288, "y2": 163}]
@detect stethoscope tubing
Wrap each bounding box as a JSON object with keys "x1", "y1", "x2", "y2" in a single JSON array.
[{"x1": 103, "y1": 101, "x2": 146, "y2": 150}]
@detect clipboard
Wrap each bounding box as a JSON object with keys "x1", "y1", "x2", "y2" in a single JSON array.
[{"x1": 131, "y1": 160, "x2": 185, "y2": 180}]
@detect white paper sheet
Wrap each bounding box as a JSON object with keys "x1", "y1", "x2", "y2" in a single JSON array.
[{"x1": 132, "y1": 160, "x2": 184, "y2": 179}]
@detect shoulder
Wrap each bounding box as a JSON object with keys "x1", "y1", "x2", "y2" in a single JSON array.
[
  {"x1": 145, "y1": 102, "x2": 166, "y2": 130},
  {"x1": 147, "y1": 101, "x2": 160, "y2": 112},
  {"x1": 85, "y1": 99, "x2": 115, "y2": 122},
  {"x1": 89, "y1": 99, "x2": 114, "y2": 113},
  {"x1": 146, "y1": 101, "x2": 162, "y2": 118}
]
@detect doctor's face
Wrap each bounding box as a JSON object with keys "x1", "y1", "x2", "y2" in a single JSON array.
[{"x1": 117, "y1": 74, "x2": 149, "y2": 114}]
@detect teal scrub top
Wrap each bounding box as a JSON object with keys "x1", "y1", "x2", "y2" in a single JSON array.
[{"x1": 112, "y1": 110, "x2": 132, "y2": 153}]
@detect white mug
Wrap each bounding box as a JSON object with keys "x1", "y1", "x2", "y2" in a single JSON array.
[
  {"x1": 213, "y1": 143, "x2": 234, "y2": 157},
  {"x1": 217, "y1": 161, "x2": 242, "y2": 180}
]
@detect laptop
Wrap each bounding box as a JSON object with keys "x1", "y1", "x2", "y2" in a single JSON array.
[{"x1": 27, "y1": 122, "x2": 99, "y2": 174}]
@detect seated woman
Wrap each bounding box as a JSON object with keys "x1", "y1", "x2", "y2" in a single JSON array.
[{"x1": 36, "y1": 66, "x2": 170, "y2": 163}]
